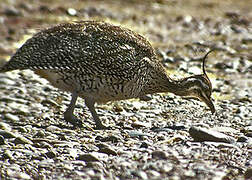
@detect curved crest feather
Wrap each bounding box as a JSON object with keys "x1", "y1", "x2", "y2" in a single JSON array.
[{"x1": 202, "y1": 49, "x2": 214, "y2": 77}]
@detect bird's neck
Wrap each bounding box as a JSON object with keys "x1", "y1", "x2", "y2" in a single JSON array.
[{"x1": 143, "y1": 72, "x2": 189, "y2": 97}]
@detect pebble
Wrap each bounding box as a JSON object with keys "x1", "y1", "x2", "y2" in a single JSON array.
[
  {"x1": 237, "y1": 135, "x2": 248, "y2": 142},
  {"x1": 86, "y1": 161, "x2": 104, "y2": 170},
  {"x1": 4, "y1": 6, "x2": 22, "y2": 16},
  {"x1": 13, "y1": 136, "x2": 33, "y2": 145},
  {"x1": 147, "y1": 170, "x2": 160, "y2": 178},
  {"x1": 98, "y1": 147, "x2": 117, "y2": 156},
  {"x1": 33, "y1": 130, "x2": 46, "y2": 138},
  {"x1": 7, "y1": 170, "x2": 31, "y2": 180},
  {"x1": 3, "y1": 150, "x2": 13, "y2": 160},
  {"x1": 0, "y1": 122, "x2": 12, "y2": 131},
  {"x1": 96, "y1": 143, "x2": 110, "y2": 149},
  {"x1": 77, "y1": 153, "x2": 100, "y2": 162},
  {"x1": 131, "y1": 121, "x2": 150, "y2": 128},
  {"x1": 8, "y1": 102, "x2": 29, "y2": 116},
  {"x1": 151, "y1": 127, "x2": 172, "y2": 133},
  {"x1": 67, "y1": 8, "x2": 77, "y2": 16},
  {"x1": 41, "y1": 99, "x2": 59, "y2": 107},
  {"x1": 244, "y1": 168, "x2": 252, "y2": 179},
  {"x1": 67, "y1": 148, "x2": 80, "y2": 158},
  {"x1": 16, "y1": 172, "x2": 31, "y2": 180},
  {"x1": 39, "y1": 159, "x2": 55, "y2": 168},
  {"x1": 85, "y1": 169, "x2": 95, "y2": 177},
  {"x1": 37, "y1": 141, "x2": 52, "y2": 149},
  {"x1": 4, "y1": 113, "x2": 20, "y2": 122},
  {"x1": 151, "y1": 151, "x2": 167, "y2": 160},
  {"x1": 245, "y1": 132, "x2": 252, "y2": 138},
  {"x1": 46, "y1": 125, "x2": 62, "y2": 132},
  {"x1": 140, "y1": 142, "x2": 149, "y2": 148},
  {"x1": 128, "y1": 131, "x2": 151, "y2": 138},
  {"x1": 189, "y1": 126, "x2": 235, "y2": 143},
  {"x1": 132, "y1": 170, "x2": 148, "y2": 180},
  {"x1": 96, "y1": 135, "x2": 121, "y2": 143},
  {"x1": 45, "y1": 150, "x2": 57, "y2": 159},
  {"x1": 0, "y1": 130, "x2": 17, "y2": 138},
  {"x1": 16, "y1": 126, "x2": 28, "y2": 133},
  {"x1": 157, "y1": 135, "x2": 185, "y2": 145}
]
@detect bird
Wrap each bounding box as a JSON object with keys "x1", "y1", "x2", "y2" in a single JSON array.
[{"x1": 0, "y1": 20, "x2": 215, "y2": 129}]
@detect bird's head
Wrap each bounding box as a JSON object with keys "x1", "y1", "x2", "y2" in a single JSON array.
[{"x1": 178, "y1": 50, "x2": 215, "y2": 114}]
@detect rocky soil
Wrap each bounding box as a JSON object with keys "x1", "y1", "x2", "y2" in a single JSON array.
[{"x1": 0, "y1": 0, "x2": 251, "y2": 179}]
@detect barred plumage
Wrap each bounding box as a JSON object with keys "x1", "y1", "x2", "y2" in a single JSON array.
[{"x1": 0, "y1": 21, "x2": 215, "y2": 129}]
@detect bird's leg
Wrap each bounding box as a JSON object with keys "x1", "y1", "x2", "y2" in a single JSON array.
[
  {"x1": 64, "y1": 92, "x2": 83, "y2": 127},
  {"x1": 85, "y1": 97, "x2": 108, "y2": 130}
]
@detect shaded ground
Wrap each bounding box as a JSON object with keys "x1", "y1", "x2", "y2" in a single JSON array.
[{"x1": 0, "y1": 0, "x2": 251, "y2": 179}]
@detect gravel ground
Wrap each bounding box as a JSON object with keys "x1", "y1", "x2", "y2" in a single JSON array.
[{"x1": 0, "y1": 0, "x2": 251, "y2": 179}]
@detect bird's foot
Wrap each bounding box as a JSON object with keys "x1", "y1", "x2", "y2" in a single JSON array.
[{"x1": 64, "y1": 112, "x2": 83, "y2": 128}]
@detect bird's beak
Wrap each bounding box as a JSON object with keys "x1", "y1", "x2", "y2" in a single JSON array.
[{"x1": 200, "y1": 93, "x2": 215, "y2": 114}]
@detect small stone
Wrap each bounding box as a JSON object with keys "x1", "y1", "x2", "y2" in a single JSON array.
[
  {"x1": 96, "y1": 135, "x2": 121, "y2": 143},
  {"x1": 244, "y1": 168, "x2": 252, "y2": 179},
  {"x1": 158, "y1": 135, "x2": 185, "y2": 145},
  {"x1": 14, "y1": 136, "x2": 33, "y2": 145},
  {"x1": 189, "y1": 126, "x2": 235, "y2": 143},
  {"x1": 245, "y1": 132, "x2": 252, "y2": 138},
  {"x1": 33, "y1": 130, "x2": 46, "y2": 138},
  {"x1": 3, "y1": 150, "x2": 13, "y2": 160},
  {"x1": 85, "y1": 169, "x2": 95, "y2": 177},
  {"x1": 16, "y1": 126, "x2": 27, "y2": 133},
  {"x1": 17, "y1": 172, "x2": 30, "y2": 180},
  {"x1": 39, "y1": 159, "x2": 55, "y2": 168},
  {"x1": 4, "y1": 6, "x2": 22, "y2": 16},
  {"x1": 151, "y1": 151, "x2": 167, "y2": 160},
  {"x1": 38, "y1": 141, "x2": 52, "y2": 149},
  {"x1": 213, "y1": 126, "x2": 239, "y2": 134},
  {"x1": 67, "y1": 8, "x2": 77, "y2": 16},
  {"x1": 128, "y1": 131, "x2": 151, "y2": 138},
  {"x1": 247, "y1": 139, "x2": 252, "y2": 147},
  {"x1": 140, "y1": 142, "x2": 149, "y2": 148},
  {"x1": 67, "y1": 148, "x2": 80, "y2": 158},
  {"x1": 151, "y1": 127, "x2": 172, "y2": 133},
  {"x1": 45, "y1": 150, "x2": 57, "y2": 159},
  {"x1": 147, "y1": 170, "x2": 160, "y2": 178},
  {"x1": 96, "y1": 143, "x2": 110, "y2": 149},
  {"x1": 0, "y1": 130, "x2": 16, "y2": 138},
  {"x1": 0, "y1": 77, "x2": 16, "y2": 85},
  {"x1": 86, "y1": 161, "x2": 105, "y2": 172},
  {"x1": 237, "y1": 135, "x2": 248, "y2": 142},
  {"x1": 184, "y1": 170, "x2": 196, "y2": 177},
  {"x1": 131, "y1": 121, "x2": 150, "y2": 128},
  {"x1": 41, "y1": 99, "x2": 59, "y2": 107},
  {"x1": 77, "y1": 153, "x2": 100, "y2": 162},
  {"x1": 46, "y1": 125, "x2": 61, "y2": 132},
  {"x1": 165, "y1": 125, "x2": 186, "y2": 130},
  {"x1": 113, "y1": 103, "x2": 124, "y2": 112},
  {"x1": 242, "y1": 37, "x2": 252, "y2": 44},
  {"x1": 98, "y1": 147, "x2": 117, "y2": 156},
  {"x1": 0, "y1": 122, "x2": 12, "y2": 131},
  {"x1": 4, "y1": 113, "x2": 20, "y2": 122},
  {"x1": 132, "y1": 170, "x2": 148, "y2": 180}
]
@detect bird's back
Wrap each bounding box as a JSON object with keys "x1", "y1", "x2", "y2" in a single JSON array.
[
  {"x1": 1, "y1": 21, "x2": 164, "y2": 102},
  {"x1": 1, "y1": 21, "x2": 156, "y2": 74}
]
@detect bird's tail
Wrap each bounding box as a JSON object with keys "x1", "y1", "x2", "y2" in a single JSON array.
[
  {"x1": 0, "y1": 62, "x2": 8, "y2": 73},
  {"x1": 0, "y1": 61, "x2": 15, "y2": 73}
]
